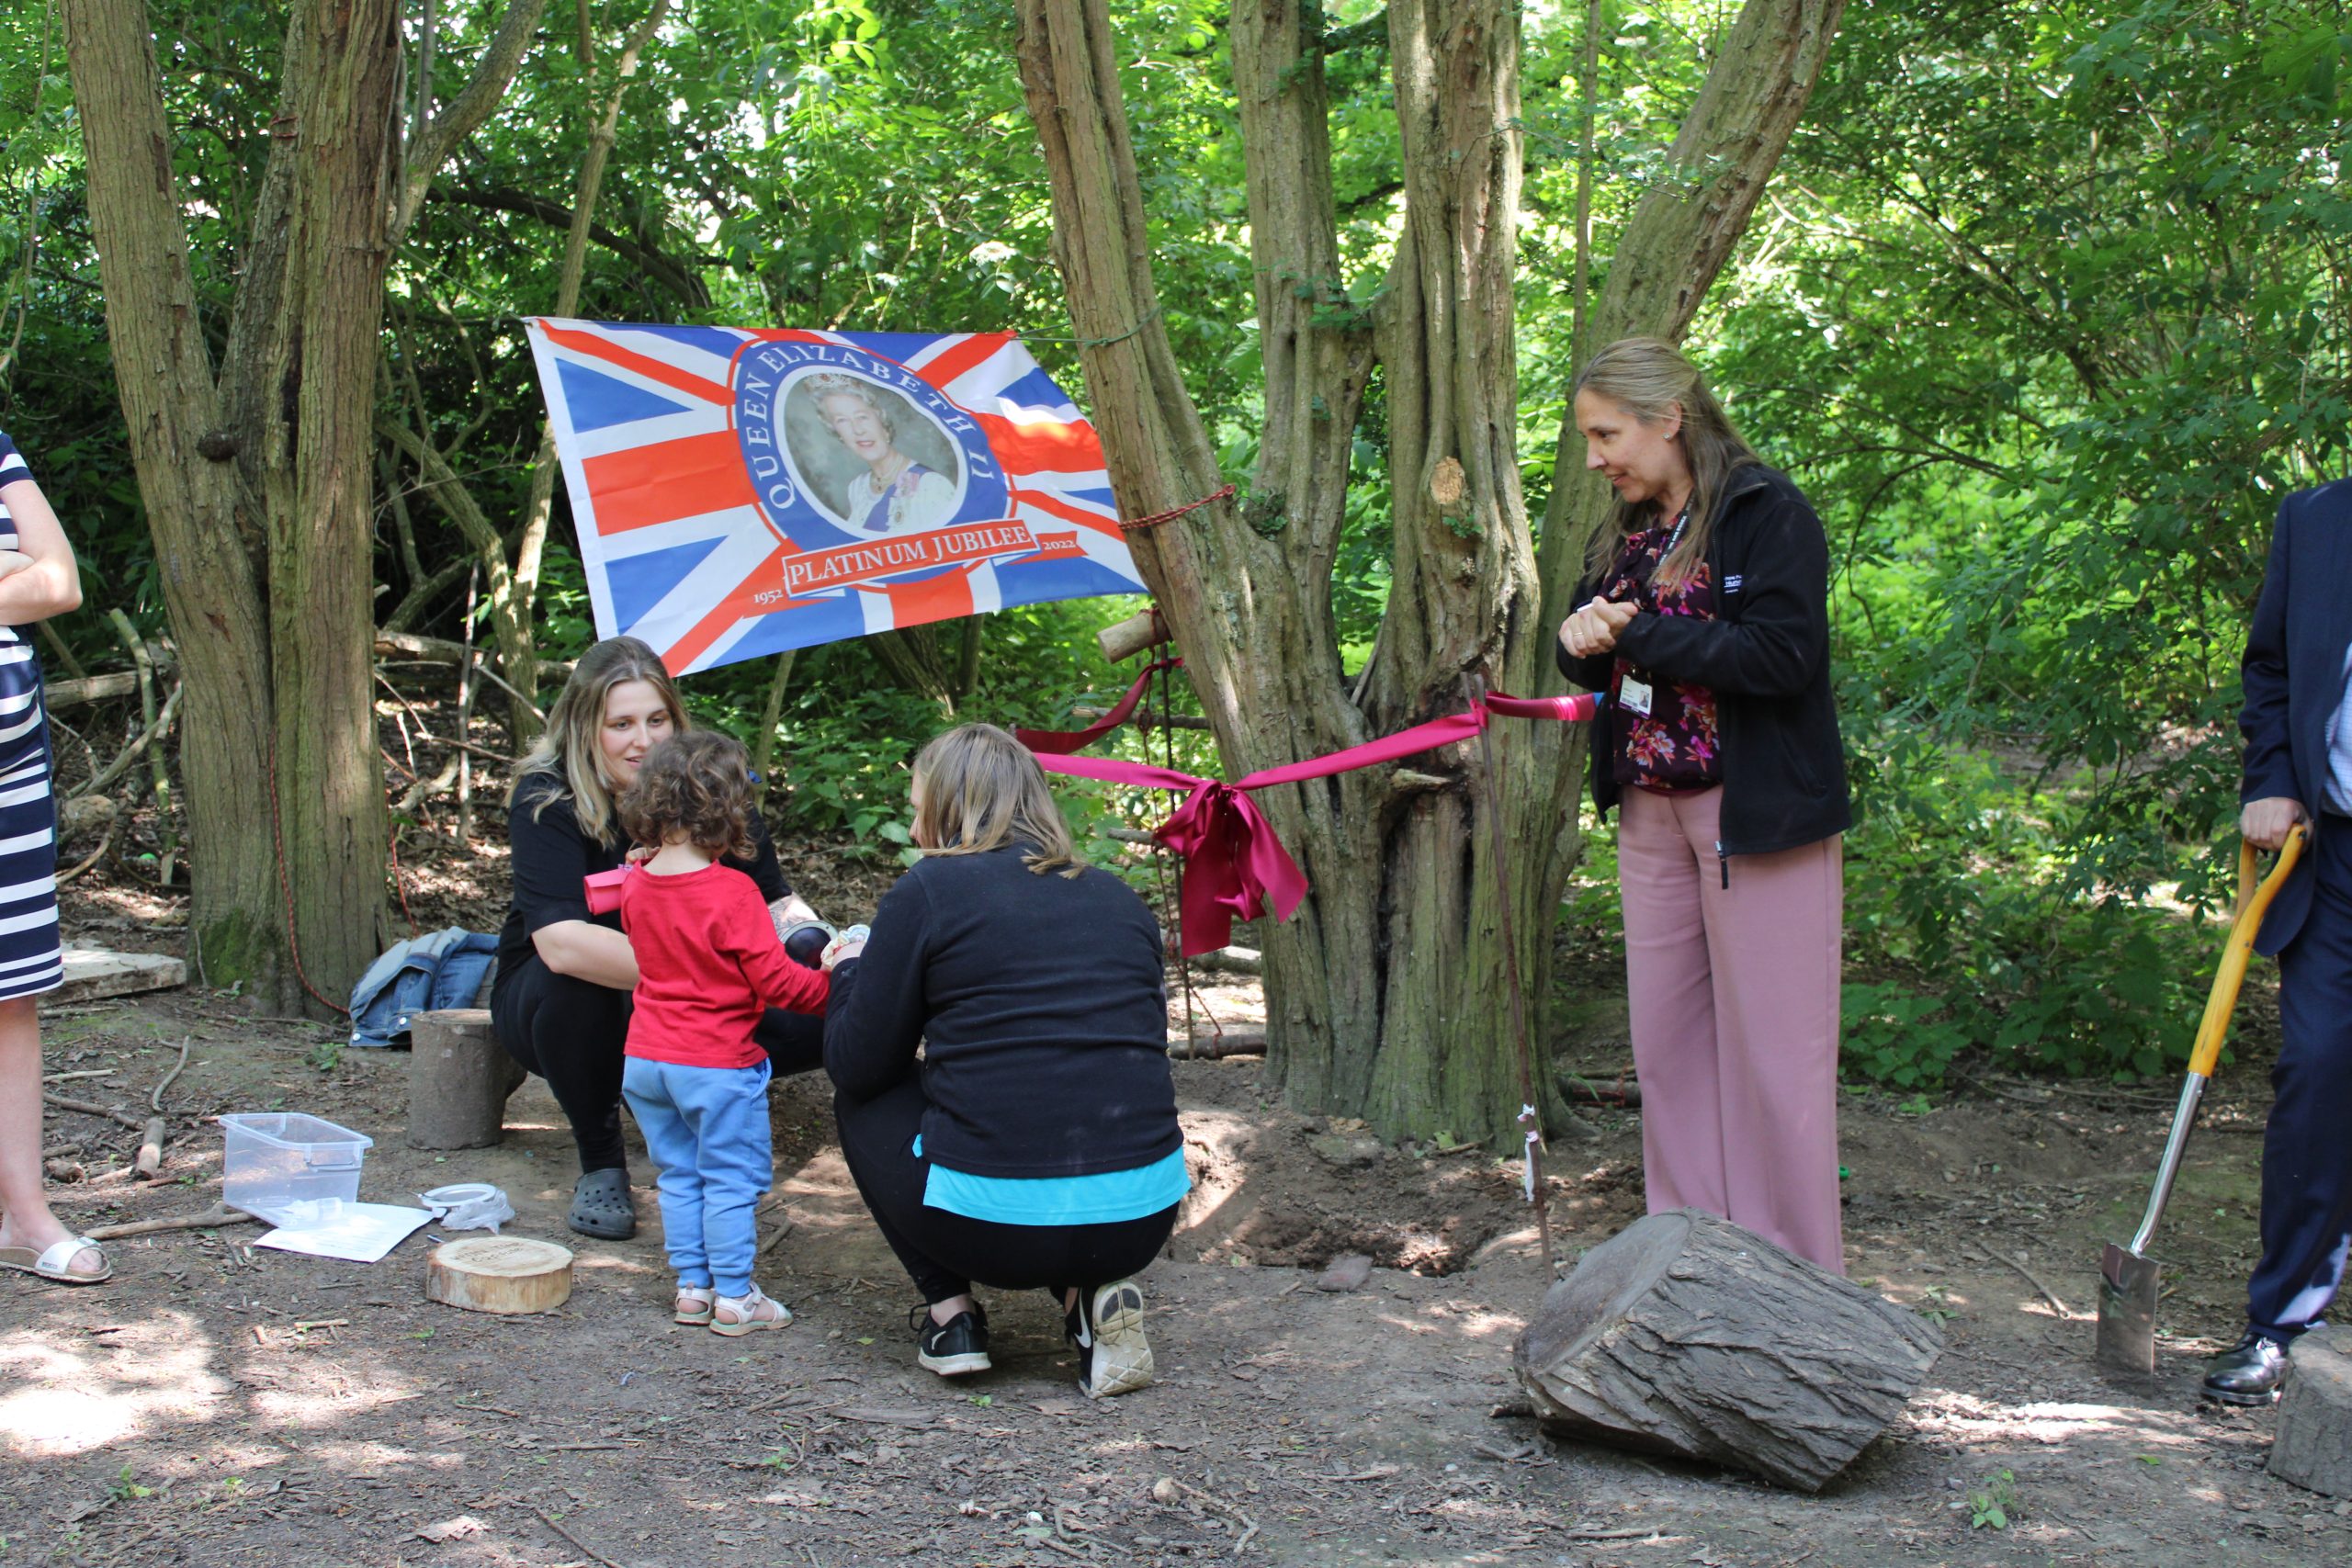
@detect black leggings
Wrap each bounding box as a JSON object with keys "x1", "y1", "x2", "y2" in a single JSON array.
[
  {"x1": 834, "y1": 1073, "x2": 1179, "y2": 1304},
  {"x1": 492, "y1": 955, "x2": 824, "y2": 1173}
]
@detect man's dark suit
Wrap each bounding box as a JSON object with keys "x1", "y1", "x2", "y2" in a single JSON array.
[{"x1": 2237, "y1": 476, "x2": 2352, "y2": 1344}]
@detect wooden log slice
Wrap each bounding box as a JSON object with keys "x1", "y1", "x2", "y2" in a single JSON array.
[
  {"x1": 1512, "y1": 1209, "x2": 1942, "y2": 1492},
  {"x1": 425, "y1": 1236, "x2": 573, "y2": 1315},
  {"x1": 2269, "y1": 1327, "x2": 2352, "y2": 1497}
]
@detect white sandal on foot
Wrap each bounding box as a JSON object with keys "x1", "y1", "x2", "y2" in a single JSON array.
[
  {"x1": 0, "y1": 1235, "x2": 111, "y2": 1285},
  {"x1": 673, "y1": 1284, "x2": 716, "y2": 1325},
  {"x1": 711, "y1": 1284, "x2": 791, "y2": 1337}
]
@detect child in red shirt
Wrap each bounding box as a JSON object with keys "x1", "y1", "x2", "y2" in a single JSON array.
[{"x1": 616, "y1": 732, "x2": 831, "y2": 1335}]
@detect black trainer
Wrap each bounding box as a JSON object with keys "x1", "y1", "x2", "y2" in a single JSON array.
[
  {"x1": 2201, "y1": 1331, "x2": 2290, "y2": 1405},
  {"x1": 1066, "y1": 1280, "x2": 1153, "y2": 1399},
  {"x1": 910, "y1": 1301, "x2": 990, "y2": 1377}
]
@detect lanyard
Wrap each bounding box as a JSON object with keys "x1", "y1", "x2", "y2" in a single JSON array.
[{"x1": 1658, "y1": 498, "x2": 1692, "y2": 558}]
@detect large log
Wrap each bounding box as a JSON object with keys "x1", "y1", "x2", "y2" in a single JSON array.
[
  {"x1": 2269, "y1": 1327, "x2": 2352, "y2": 1497},
  {"x1": 1511, "y1": 1209, "x2": 1942, "y2": 1491},
  {"x1": 425, "y1": 1235, "x2": 573, "y2": 1314},
  {"x1": 407, "y1": 1009, "x2": 526, "y2": 1151}
]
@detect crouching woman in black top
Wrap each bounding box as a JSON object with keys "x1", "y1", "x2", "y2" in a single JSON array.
[
  {"x1": 493, "y1": 637, "x2": 825, "y2": 1241},
  {"x1": 825, "y1": 723, "x2": 1186, "y2": 1400}
]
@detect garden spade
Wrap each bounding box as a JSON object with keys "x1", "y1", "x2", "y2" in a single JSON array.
[{"x1": 2096, "y1": 824, "x2": 2307, "y2": 1374}]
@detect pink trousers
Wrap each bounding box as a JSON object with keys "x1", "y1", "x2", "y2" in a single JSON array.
[{"x1": 1617, "y1": 785, "x2": 1846, "y2": 1273}]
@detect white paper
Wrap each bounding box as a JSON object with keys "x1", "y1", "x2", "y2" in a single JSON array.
[{"x1": 253, "y1": 1200, "x2": 432, "y2": 1263}]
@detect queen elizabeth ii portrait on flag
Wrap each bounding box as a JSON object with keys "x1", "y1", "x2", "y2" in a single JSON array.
[{"x1": 787, "y1": 372, "x2": 961, "y2": 536}]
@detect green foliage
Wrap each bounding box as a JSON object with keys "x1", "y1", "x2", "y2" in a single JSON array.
[
  {"x1": 1689, "y1": 0, "x2": 2352, "y2": 1083},
  {"x1": 1964, "y1": 1469, "x2": 2017, "y2": 1531}
]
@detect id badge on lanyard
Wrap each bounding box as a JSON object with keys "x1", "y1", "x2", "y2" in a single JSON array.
[{"x1": 1614, "y1": 502, "x2": 1688, "y2": 723}]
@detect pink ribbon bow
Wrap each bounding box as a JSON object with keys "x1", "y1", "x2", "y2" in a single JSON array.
[{"x1": 1033, "y1": 691, "x2": 1601, "y2": 955}]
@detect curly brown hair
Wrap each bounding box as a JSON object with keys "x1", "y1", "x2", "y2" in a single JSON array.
[{"x1": 617, "y1": 731, "x2": 760, "y2": 862}]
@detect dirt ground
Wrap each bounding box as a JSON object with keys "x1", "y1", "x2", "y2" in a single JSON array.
[{"x1": 6, "y1": 793, "x2": 2351, "y2": 1564}]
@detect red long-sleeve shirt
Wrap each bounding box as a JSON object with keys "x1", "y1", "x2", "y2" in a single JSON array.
[{"x1": 620, "y1": 863, "x2": 829, "y2": 1068}]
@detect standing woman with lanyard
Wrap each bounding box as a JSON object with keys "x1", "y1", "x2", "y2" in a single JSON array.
[
  {"x1": 1555, "y1": 337, "x2": 1851, "y2": 1273},
  {"x1": 0, "y1": 433, "x2": 100, "y2": 1285}
]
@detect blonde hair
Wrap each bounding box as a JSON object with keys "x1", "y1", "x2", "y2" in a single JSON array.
[
  {"x1": 509, "y1": 636, "x2": 690, "y2": 846},
  {"x1": 910, "y1": 723, "x2": 1081, "y2": 878},
  {"x1": 1575, "y1": 336, "x2": 1760, "y2": 588}
]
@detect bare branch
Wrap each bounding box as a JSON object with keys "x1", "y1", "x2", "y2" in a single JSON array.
[{"x1": 392, "y1": 0, "x2": 552, "y2": 243}]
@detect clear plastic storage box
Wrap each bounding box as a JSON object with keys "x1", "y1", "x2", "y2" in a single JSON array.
[{"x1": 220, "y1": 1112, "x2": 372, "y2": 1224}]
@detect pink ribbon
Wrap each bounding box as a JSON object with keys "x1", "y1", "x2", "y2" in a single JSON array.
[
  {"x1": 1014, "y1": 658, "x2": 1182, "y2": 754},
  {"x1": 1034, "y1": 690, "x2": 1601, "y2": 954}
]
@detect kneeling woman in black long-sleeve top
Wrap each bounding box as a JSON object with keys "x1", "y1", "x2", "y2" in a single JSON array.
[{"x1": 824, "y1": 723, "x2": 1186, "y2": 1399}]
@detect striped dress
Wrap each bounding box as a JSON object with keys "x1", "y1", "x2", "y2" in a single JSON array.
[{"x1": 0, "y1": 434, "x2": 62, "y2": 998}]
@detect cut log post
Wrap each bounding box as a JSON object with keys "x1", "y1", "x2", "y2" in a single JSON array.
[
  {"x1": 2269, "y1": 1327, "x2": 2352, "y2": 1497},
  {"x1": 424, "y1": 1236, "x2": 573, "y2": 1315},
  {"x1": 1096, "y1": 605, "x2": 1169, "y2": 662},
  {"x1": 132, "y1": 1115, "x2": 166, "y2": 1179},
  {"x1": 1511, "y1": 1209, "x2": 1942, "y2": 1492},
  {"x1": 408, "y1": 1009, "x2": 526, "y2": 1151}
]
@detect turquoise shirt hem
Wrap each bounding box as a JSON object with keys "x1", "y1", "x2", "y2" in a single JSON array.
[{"x1": 915, "y1": 1140, "x2": 1191, "y2": 1226}]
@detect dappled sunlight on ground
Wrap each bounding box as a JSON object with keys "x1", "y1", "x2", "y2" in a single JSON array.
[{"x1": 0, "y1": 1313, "x2": 232, "y2": 1457}]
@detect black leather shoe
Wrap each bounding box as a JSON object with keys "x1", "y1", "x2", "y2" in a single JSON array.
[{"x1": 2201, "y1": 1332, "x2": 2290, "y2": 1405}]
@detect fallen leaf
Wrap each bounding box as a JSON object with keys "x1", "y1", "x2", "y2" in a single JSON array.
[{"x1": 414, "y1": 1515, "x2": 488, "y2": 1544}]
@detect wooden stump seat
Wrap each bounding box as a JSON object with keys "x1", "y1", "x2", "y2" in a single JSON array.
[{"x1": 406, "y1": 1008, "x2": 526, "y2": 1151}]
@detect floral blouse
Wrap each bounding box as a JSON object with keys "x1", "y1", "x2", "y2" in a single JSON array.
[{"x1": 1598, "y1": 510, "x2": 1723, "y2": 793}]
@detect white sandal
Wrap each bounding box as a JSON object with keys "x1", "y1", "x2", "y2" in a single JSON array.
[
  {"x1": 0, "y1": 1235, "x2": 112, "y2": 1284},
  {"x1": 711, "y1": 1283, "x2": 792, "y2": 1337},
  {"x1": 673, "y1": 1284, "x2": 717, "y2": 1325}
]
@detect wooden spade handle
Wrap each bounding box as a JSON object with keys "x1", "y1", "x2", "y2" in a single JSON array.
[{"x1": 2186, "y1": 823, "x2": 2307, "y2": 1079}]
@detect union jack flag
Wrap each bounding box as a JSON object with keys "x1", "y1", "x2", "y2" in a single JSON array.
[{"x1": 525, "y1": 320, "x2": 1148, "y2": 674}]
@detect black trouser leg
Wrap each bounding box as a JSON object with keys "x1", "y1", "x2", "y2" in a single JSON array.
[
  {"x1": 491, "y1": 957, "x2": 631, "y2": 1175},
  {"x1": 2248, "y1": 815, "x2": 2352, "y2": 1340},
  {"x1": 833, "y1": 1073, "x2": 1180, "y2": 1304}
]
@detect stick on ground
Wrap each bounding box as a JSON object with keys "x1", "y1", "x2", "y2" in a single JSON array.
[
  {"x1": 85, "y1": 1203, "x2": 258, "y2": 1240},
  {"x1": 42, "y1": 1093, "x2": 147, "y2": 1131}
]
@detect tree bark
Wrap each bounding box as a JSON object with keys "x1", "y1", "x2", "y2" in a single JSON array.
[
  {"x1": 63, "y1": 0, "x2": 283, "y2": 997},
  {"x1": 1533, "y1": 0, "x2": 1849, "y2": 609},
  {"x1": 2269, "y1": 1327, "x2": 2352, "y2": 1498},
  {"x1": 1512, "y1": 1209, "x2": 1942, "y2": 1491},
  {"x1": 266, "y1": 0, "x2": 407, "y2": 1003}
]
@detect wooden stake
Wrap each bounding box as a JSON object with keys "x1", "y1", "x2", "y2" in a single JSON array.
[{"x1": 132, "y1": 1116, "x2": 165, "y2": 1179}]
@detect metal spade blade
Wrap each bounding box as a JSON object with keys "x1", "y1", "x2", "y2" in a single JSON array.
[{"x1": 2096, "y1": 1241, "x2": 2163, "y2": 1373}]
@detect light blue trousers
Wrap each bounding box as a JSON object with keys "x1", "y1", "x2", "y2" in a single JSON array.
[{"x1": 622, "y1": 1056, "x2": 773, "y2": 1297}]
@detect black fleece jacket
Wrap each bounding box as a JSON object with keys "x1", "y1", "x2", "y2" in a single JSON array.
[
  {"x1": 824, "y1": 844, "x2": 1182, "y2": 1179},
  {"x1": 1557, "y1": 464, "x2": 1852, "y2": 859}
]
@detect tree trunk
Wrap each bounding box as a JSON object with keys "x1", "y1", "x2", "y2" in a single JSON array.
[
  {"x1": 1512, "y1": 1209, "x2": 1942, "y2": 1491},
  {"x1": 265, "y1": 0, "x2": 406, "y2": 1002},
  {"x1": 66, "y1": 0, "x2": 545, "y2": 1012},
  {"x1": 63, "y1": 0, "x2": 284, "y2": 996}
]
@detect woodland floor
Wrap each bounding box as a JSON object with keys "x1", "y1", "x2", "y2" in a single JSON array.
[{"x1": 5, "y1": 805, "x2": 2351, "y2": 1565}]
